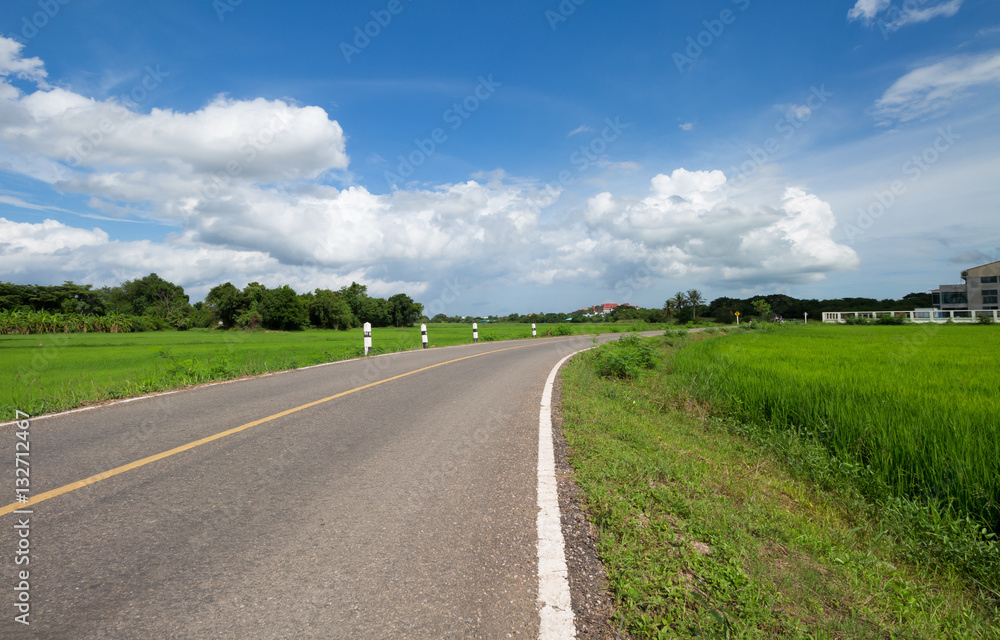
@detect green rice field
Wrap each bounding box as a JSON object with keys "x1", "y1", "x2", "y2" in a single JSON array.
[
  {"x1": 0, "y1": 322, "x2": 648, "y2": 418},
  {"x1": 672, "y1": 323, "x2": 1000, "y2": 530}
]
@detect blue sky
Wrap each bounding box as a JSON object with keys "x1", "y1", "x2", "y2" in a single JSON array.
[{"x1": 1, "y1": 0, "x2": 998, "y2": 315}]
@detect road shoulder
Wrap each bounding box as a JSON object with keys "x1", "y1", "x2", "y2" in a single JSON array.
[{"x1": 552, "y1": 377, "x2": 632, "y2": 640}]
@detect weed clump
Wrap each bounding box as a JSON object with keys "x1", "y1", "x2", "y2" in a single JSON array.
[{"x1": 592, "y1": 334, "x2": 658, "y2": 379}]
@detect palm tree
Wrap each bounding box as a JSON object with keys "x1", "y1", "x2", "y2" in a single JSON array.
[
  {"x1": 686, "y1": 289, "x2": 704, "y2": 322},
  {"x1": 672, "y1": 291, "x2": 686, "y2": 313},
  {"x1": 662, "y1": 298, "x2": 677, "y2": 320}
]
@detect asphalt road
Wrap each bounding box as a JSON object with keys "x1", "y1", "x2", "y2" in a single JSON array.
[{"x1": 0, "y1": 332, "x2": 614, "y2": 639}]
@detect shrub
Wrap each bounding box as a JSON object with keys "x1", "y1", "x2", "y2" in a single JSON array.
[
  {"x1": 553, "y1": 323, "x2": 573, "y2": 336},
  {"x1": 134, "y1": 315, "x2": 167, "y2": 332},
  {"x1": 977, "y1": 314, "x2": 995, "y2": 325},
  {"x1": 593, "y1": 334, "x2": 658, "y2": 379},
  {"x1": 876, "y1": 314, "x2": 906, "y2": 325}
]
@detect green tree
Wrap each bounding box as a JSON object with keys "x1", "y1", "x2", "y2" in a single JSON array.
[
  {"x1": 686, "y1": 289, "x2": 704, "y2": 322},
  {"x1": 307, "y1": 289, "x2": 356, "y2": 330},
  {"x1": 752, "y1": 298, "x2": 773, "y2": 323},
  {"x1": 260, "y1": 285, "x2": 308, "y2": 331},
  {"x1": 338, "y1": 282, "x2": 369, "y2": 320},
  {"x1": 672, "y1": 291, "x2": 687, "y2": 312},
  {"x1": 234, "y1": 282, "x2": 268, "y2": 330},
  {"x1": 189, "y1": 301, "x2": 215, "y2": 328},
  {"x1": 56, "y1": 281, "x2": 105, "y2": 315},
  {"x1": 205, "y1": 282, "x2": 244, "y2": 328},
  {"x1": 358, "y1": 296, "x2": 391, "y2": 327},
  {"x1": 111, "y1": 273, "x2": 190, "y2": 319},
  {"x1": 388, "y1": 293, "x2": 423, "y2": 327},
  {"x1": 663, "y1": 298, "x2": 678, "y2": 321},
  {"x1": 611, "y1": 305, "x2": 641, "y2": 321}
]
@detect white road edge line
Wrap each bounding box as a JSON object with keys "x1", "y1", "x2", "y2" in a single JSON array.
[{"x1": 537, "y1": 350, "x2": 582, "y2": 639}]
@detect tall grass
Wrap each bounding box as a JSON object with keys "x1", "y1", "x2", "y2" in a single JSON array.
[
  {"x1": 672, "y1": 324, "x2": 1000, "y2": 532},
  {"x1": 0, "y1": 309, "x2": 136, "y2": 334}
]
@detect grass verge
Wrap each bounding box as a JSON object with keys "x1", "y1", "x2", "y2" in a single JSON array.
[{"x1": 559, "y1": 331, "x2": 1000, "y2": 639}]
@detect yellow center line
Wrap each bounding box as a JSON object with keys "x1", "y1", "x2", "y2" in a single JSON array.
[{"x1": 1, "y1": 341, "x2": 549, "y2": 517}]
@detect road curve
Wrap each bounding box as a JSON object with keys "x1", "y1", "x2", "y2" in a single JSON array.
[{"x1": 1, "y1": 332, "x2": 626, "y2": 639}]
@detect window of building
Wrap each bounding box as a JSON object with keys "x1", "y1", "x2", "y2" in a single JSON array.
[
  {"x1": 982, "y1": 276, "x2": 999, "y2": 284},
  {"x1": 931, "y1": 292, "x2": 940, "y2": 305},
  {"x1": 984, "y1": 296, "x2": 999, "y2": 305},
  {"x1": 983, "y1": 289, "x2": 998, "y2": 296},
  {"x1": 942, "y1": 292, "x2": 968, "y2": 305}
]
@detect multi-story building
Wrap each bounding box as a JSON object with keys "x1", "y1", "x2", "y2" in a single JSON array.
[{"x1": 931, "y1": 260, "x2": 1000, "y2": 310}]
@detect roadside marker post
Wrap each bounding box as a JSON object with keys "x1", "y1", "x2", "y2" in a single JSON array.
[
  {"x1": 804, "y1": 312, "x2": 808, "y2": 324},
  {"x1": 421, "y1": 324, "x2": 428, "y2": 349},
  {"x1": 363, "y1": 322, "x2": 372, "y2": 355},
  {"x1": 473, "y1": 322, "x2": 479, "y2": 343},
  {"x1": 532, "y1": 323, "x2": 536, "y2": 337},
  {"x1": 734, "y1": 311, "x2": 740, "y2": 326}
]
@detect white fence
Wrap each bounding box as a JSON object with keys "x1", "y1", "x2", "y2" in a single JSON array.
[{"x1": 822, "y1": 310, "x2": 999, "y2": 324}]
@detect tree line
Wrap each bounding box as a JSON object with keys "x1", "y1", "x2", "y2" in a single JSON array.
[
  {"x1": 456, "y1": 289, "x2": 933, "y2": 326},
  {"x1": 0, "y1": 275, "x2": 934, "y2": 335},
  {"x1": 0, "y1": 276, "x2": 423, "y2": 333}
]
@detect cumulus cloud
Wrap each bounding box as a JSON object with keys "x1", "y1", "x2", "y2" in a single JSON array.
[
  {"x1": 873, "y1": 51, "x2": 1000, "y2": 124},
  {"x1": 0, "y1": 217, "x2": 424, "y2": 301},
  {"x1": 0, "y1": 38, "x2": 348, "y2": 199},
  {"x1": 580, "y1": 169, "x2": 860, "y2": 288},
  {"x1": 0, "y1": 37, "x2": 860, "y2": 302}
]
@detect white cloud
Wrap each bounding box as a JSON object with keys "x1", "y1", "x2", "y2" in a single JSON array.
[
  {"x1": 567, "y1": 125, "x2": 593, "y2": 137},
  {"x1": 678, "y1": 122, "x2": 694, "y2": 131},
  {"x1": 849, "y1": 0, "x2": 963, "y2": 30},
  {"x1": 580, "y1": 169, "x2": 860, "y2": 287},
  {"x1": 848, "y1": 0, "x2": 891, "y2": 23},
  {"x1": 0, "y1": 37, "x2": 47, "y2": 85},
  {"x1": 887, "y1": 0, "x2": 962, "y2": 29},
  {"x1": 0, "y1": 217, "x2": 107, "y2": 254},
  {"x1": 0, "y1": 37, "x2": 861, "y2": 301},
  {"x1": 0, "y1": 37, "x2": 348, "y2": 197},
  {"x1": 0, "y1": 194, "x2": 51, "y2": 211},
  {"x1": 0, "y1": 216, "x2": 423, "y2": 300},
  {"x1": 873, "y1": 51, "x2": 1000, "y2": 124}
]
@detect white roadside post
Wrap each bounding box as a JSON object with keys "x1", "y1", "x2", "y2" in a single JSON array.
[
  {"x1": 421, "y1": 323, "x2": 428, "y2": 349},
  {"x1": 363, "y1": 322, "x2": 372, "y2": 356},
  {"x1": 532, "y1": 323, "x2": 537, "y2": 337},
  {"x1": 734, "y1": 311, "x2": 740, "y2": 326},
  {"x1": 473, "y1": 322, "x2": 479, "y2": 343},
  {"x1": 804, "y1": 312, "x2": 808, "y2": 324}
]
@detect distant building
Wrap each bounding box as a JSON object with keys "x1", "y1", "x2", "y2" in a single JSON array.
[
  {"x1": 932, "y1": 260, "x2": 1000, "y2": 311},
  {"x1": 593, "y1": 303, "x2": 618, "y2": 316}
]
